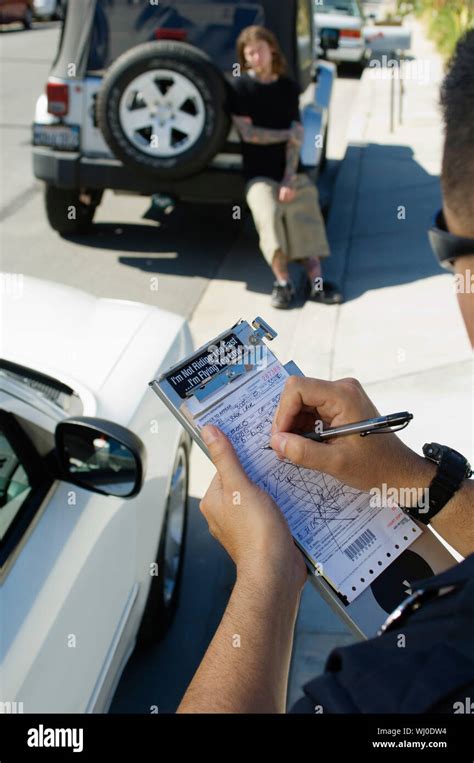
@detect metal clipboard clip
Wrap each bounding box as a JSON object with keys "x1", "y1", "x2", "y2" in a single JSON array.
[
  {"x1": 248, "y1": 316, "x2": 277, "y2": 345},
  {"x1": 186, "y1": 317, "x2": 278, "y2": 403},
  {"x1": 189, "y1": 363, "x2": 250, "y2": 402}
]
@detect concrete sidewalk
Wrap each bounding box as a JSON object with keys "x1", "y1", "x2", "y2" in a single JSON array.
[{"x1": 187, "y1": 19, "x2": 473, "y2": 710}]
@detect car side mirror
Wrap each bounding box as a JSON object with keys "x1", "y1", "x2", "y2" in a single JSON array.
[{"x1": 55, "y1": 417, "x2": 146, "y2": 498}]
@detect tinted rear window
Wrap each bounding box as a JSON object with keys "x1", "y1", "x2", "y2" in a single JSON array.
[{"x1": 87, "y1": 0, "x2": 265, "y2": 73}]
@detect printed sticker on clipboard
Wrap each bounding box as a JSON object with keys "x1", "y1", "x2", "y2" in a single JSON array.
[{"x1": 149, "y1": 317, "x2": 422, "y2": 604}]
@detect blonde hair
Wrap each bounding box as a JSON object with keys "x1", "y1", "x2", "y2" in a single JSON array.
[{"x1": 236, "y1": 25, "x2": 288, "y2": 76}]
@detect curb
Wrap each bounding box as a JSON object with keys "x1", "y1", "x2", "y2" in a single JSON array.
[{"x1": 323, "y1": 67, "x2": 375, "y2": 290}]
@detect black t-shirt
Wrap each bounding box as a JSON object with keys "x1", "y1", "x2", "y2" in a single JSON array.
[{"x1": 229, "y1": 73, "x2": 305, "y2": 183}]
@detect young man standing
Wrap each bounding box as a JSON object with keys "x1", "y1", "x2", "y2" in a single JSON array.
[{"x1": 229, "y1": 25, "x2": 342, "y2": 309}]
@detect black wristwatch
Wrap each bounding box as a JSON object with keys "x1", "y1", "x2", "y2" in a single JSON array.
[{"x1": 406, "y1": 443, "x2": 472, "y2": 525}]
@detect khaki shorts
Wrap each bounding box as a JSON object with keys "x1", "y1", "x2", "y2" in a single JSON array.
[{"x1": 245, "y1": 174, "x2": 330, "y2": 266}]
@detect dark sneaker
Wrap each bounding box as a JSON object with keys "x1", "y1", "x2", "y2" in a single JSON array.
[
  {"x1": 307, "y1": 277, "x2": 343, "y2": 305},
  {"x1": 271, "y1": 281, "x2": 295, "y2": 309}
]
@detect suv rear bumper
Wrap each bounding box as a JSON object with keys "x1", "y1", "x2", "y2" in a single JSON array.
[{"x1": 33, "y1": 148, "x2": 246, "y2": 203}]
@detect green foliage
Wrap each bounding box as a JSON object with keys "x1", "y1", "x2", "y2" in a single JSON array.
[{"x1": 397, "y1": 0, "x2": 474, "y2": 58}]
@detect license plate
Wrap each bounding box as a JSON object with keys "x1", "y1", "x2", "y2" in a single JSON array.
[
  {"x1": 33, "y1": 124, "x2": 80, "y2": 151},
  {"x1": 320, "y1": 27, "x2": 340, "y2": 49}
]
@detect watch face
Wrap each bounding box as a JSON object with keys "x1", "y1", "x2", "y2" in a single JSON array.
[
  {"x1": 424, "y1": 443, "x2": 471, "y2": 476},
  {"x1": 423, "y1": 443, "x2": 442, "y2": 462}
]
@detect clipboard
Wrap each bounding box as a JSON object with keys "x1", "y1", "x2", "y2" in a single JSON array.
[{"x1": 149, "y1": 316, "x2": 457, "y2": 639}]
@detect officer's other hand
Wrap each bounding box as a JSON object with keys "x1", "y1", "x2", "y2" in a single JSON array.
[{"x1": 200, "y1": 424, "x2": 307, "y2": 588}]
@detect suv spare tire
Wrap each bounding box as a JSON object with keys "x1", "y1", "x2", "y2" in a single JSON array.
[{"x1": 97, "y1": 41, "x2": 230, "y2": 181}]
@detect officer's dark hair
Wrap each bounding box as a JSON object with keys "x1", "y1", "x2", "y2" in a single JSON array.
[{"x1": 440, "y1": 29, "x2": 474, "y2": 234}]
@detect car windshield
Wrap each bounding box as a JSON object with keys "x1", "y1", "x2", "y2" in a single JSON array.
[
  {"x1": 0, "y1": 362, "x2": 82, "y2": 415},
  {"x1": 314, "y1": 0, "x2": 361, "y2": 15}
]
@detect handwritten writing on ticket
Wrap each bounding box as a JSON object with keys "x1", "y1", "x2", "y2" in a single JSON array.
[{"x1": 196, "y1": 360, "x2": 422, "y2": 602}]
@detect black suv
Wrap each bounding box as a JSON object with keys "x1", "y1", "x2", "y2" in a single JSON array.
[{"x1": 32, "y1": 0, "x2": 335, "y2": 234}]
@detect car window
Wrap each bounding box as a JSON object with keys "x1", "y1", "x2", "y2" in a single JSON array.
[
  {"x1": 315, "y1": 0, "x2": 361, "y2": 16},
  {"x1": 0, "y1": 413, "x2": 54, "y2": 570},
  {"x1": 87, "y1": 0, "x2": 265, "y2": 74},
  {"x1": 0, "y1": 429, "x2": 32, "y2": 545}
]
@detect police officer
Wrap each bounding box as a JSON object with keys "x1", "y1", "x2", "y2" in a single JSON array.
[{"x1": 177, "y1": 31, "x2": 474, "y2": 714}]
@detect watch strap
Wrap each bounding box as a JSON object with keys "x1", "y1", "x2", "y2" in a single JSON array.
[
  {"x1": 410, "y1": 447, "x2": 469, "y2": 525},
  {"x1": 426, "y1": 449, "x2": 466, "y2": 520}
]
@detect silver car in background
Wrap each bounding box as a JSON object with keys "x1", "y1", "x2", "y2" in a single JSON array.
[
  {"x1": 314, "y1": 0, "x2": 367, "y2": 68},
  {"x1": 33, "y1": 0, "x2": 64, "y2": 20}
]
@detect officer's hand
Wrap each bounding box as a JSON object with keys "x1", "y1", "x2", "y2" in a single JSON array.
[
  {"x1": 200, "y1": 424, "x2": 307, "y2": 587},
  {"x1": 270, "y1": 376, "x2": 421, "y2": 493}
]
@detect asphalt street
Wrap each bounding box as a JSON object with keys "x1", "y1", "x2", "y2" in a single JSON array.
[
  {"x1": 1, "y1": 22, "x2": 245, "y2": 316},
  {"x1": 0, "y1": 21, "x2": 361, "y2": 713}
]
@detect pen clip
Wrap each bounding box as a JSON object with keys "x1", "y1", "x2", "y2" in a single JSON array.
[{"x1": 360, "y1": 421, "x2": 411, "y2": 437}]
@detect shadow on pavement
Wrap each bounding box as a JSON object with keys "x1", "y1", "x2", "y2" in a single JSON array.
[
  {"x1": 323, "y1": 143, "x2": 442, "y2": 302},
  {"x1": 66, "y1": 202, "x2": 245, "y2": 282},
  {"x1": 0, "y1": 22, "x2": 54, "y2": 34},
  {"x1": 67, "y1": 168, "x2": 335, "y2": 302},
  {"x1": 70, "y1": 143, "x2": 441, "y2": 305},
  {"x1": 109, "y1": 496, "x2": 236, "y2": 714},
  {"x1": 336, "y1": 61, "x2": 365, "y2": 79}
]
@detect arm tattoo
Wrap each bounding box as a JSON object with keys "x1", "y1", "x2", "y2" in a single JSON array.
[
  {"x1": 232, "y1": 115, "x2": 291, "y2": 145},
  {"x1": 282, "y1": 121, "x2": 304, "y2": 187}
]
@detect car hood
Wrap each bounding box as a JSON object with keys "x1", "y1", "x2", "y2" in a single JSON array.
[
  {"x1": 0, "y1": 275, "x2": 183, "y2": 398},
  {"x1": 315, "y1": 12, "x2": 362, "y2": 29}
]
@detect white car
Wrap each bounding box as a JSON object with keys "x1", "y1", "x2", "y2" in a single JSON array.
[
  {"x1": 33, "y1": 0, "x2": 64, "y2": 20},
  {"x1": 0, "y1": 275, "x2": 193, "y2": 713},
  {"x1": 315, "y1": 0, "x2": 367, "y2": 66}
]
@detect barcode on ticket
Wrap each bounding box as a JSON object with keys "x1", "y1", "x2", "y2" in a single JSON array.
[{"x1": 343, "y1": 528, "x2": 377, "y2": 561}]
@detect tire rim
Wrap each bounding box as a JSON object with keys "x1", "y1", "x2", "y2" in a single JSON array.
[
  {"x1": 119, "y1": 69, "x2": 206, "y2": 158},
  {"x1": 163, "y1": 447, "x2": 187, "y2": 607}
]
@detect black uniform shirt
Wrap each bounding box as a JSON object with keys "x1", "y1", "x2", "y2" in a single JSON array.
[{"x1": 290, "y1": 554, "x2": 474, "y2": 713}]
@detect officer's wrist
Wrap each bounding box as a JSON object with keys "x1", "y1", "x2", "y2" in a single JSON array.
[
  {"x1": 389, "y1": 450, "x2": 437, "y2": 509},
  {"x1": 237, "y1": 555, "x2": 305, "y2": 600},
  {"x1": 369, "y1": 444, "x2": 437, "y2": 510}
]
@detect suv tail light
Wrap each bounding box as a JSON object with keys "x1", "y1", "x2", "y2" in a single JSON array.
[
  {"x1": 47, "y1": 82, "x2": 69, "y2": 116},
  {"x1": 340, "y1": 29, "x2": 361, "y2": 39},
  {"x1": 154, "y1": 28, "x2": 188, "y2": 41}
]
